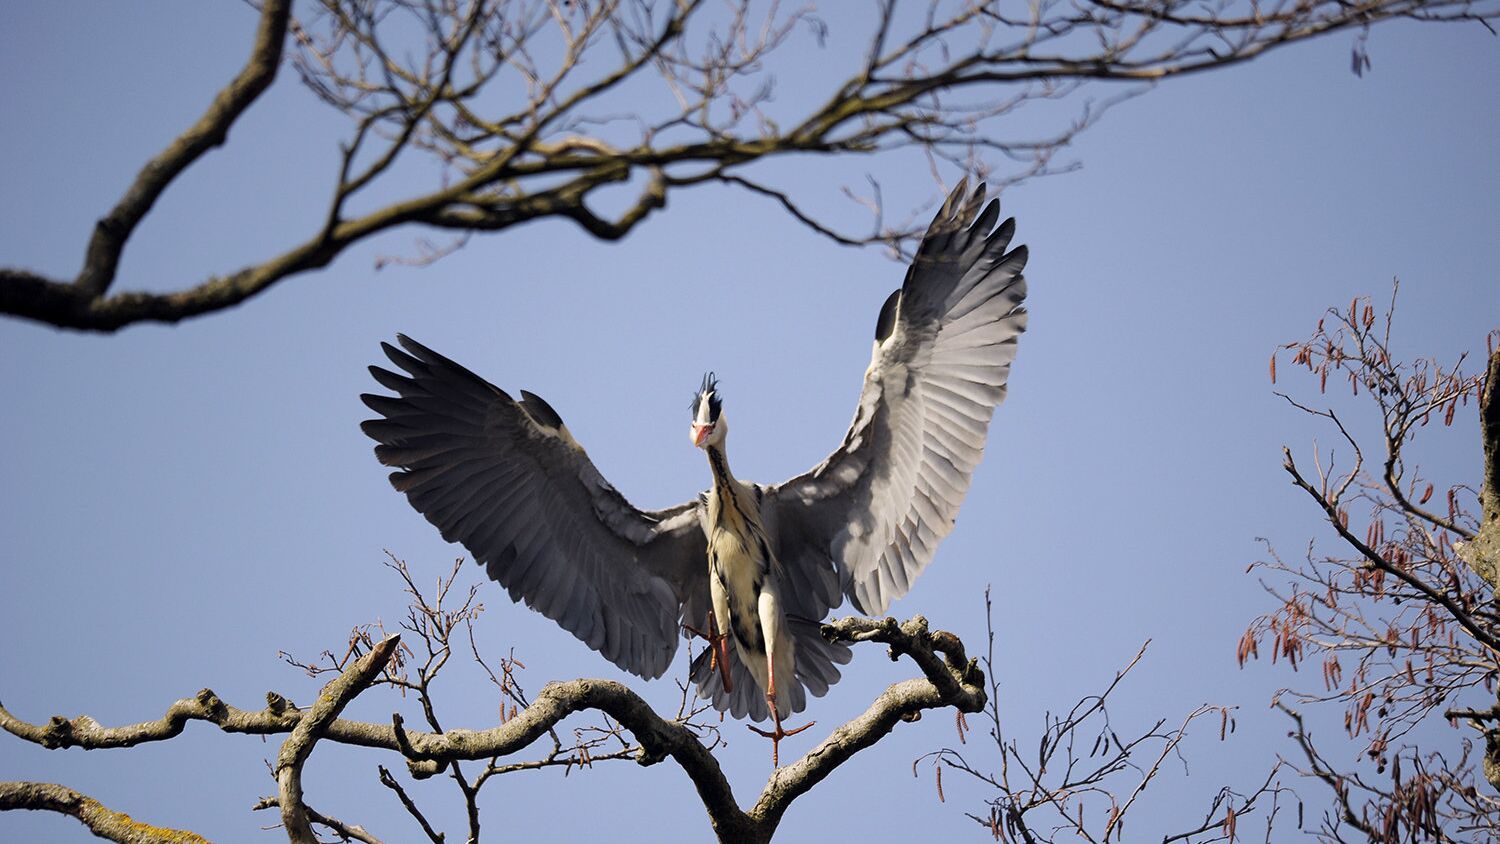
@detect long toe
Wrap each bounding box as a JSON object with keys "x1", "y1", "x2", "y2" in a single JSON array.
[{"x1": 744, "y1": 716, "x2": 816, "y2": 767}]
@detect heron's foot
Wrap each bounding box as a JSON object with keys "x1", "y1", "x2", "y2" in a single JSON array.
[
  {"x1": 682, "y1": 613, "x2": 734, "y2": 693},
  {"x1": 747, "y1": 698, "x2": 814, "y2": 767}
]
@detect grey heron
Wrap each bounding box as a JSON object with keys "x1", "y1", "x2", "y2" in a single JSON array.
[{"x1": 361, "y1": 180, "x2": 1028, "y2": 764}]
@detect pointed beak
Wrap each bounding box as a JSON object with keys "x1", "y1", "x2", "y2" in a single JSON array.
[{"x1": 693, "y1": 424, "x2": 713, "y2": 447}]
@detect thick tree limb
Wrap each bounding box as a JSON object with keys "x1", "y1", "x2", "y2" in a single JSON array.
[
  {"x1": 0, "y1": 615, "x2": 983, "y2": 843},
  {"x1": 1483, "y1": 351, "x2": 1500, "y2": 518},
  {"x1": 0, "y1": 0, "x2": 291, "y2": 327},
  {"x1": 1458, "y1": 351, "x2": 1500, "y2": 588},
  {"x1": 751, "y1": 615, "x2": 984, "y2": 833},
  {"x1": 275, "y1": 634, "x2": 401, "y2": 844},
  {"x1": 1458, "y1": 350, "x2": 1500, "y2": 789},
  {"x1": 0, "y1": 781, "x2": 209, "y2": 844}
]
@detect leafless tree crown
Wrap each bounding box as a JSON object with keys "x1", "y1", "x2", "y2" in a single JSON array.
[{"x1": 3, "y1": 0, "x2": 1496, "y2": 331}]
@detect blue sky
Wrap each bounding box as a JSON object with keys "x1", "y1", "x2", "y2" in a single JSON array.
[{"x1": 1, "y1": 3, "x2": 1497, "y2": 841}]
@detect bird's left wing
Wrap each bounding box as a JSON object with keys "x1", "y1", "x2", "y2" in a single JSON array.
[
  {"x1": 765, "y1": 181, "x2": 1028, "y2": 617},
  {"x1": 361, "y1": 335, "x2": 707, "y2": 680}
]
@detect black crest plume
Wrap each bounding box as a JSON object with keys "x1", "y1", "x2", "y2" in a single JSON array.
[{"x1": 691, "y1": 372, "x2": 722, "y2": 422}]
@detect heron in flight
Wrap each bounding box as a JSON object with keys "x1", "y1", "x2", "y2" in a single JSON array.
[{"x1": 361, "y1": 180, "x2": 1028, "y2": 764}]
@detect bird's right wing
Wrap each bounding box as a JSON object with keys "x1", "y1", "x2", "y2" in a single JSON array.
[{"x1": 361, "y1": 335, "x2": 707, "y2": 680}]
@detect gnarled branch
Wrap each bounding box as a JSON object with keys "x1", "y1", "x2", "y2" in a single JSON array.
[
  {"x1": 1, "y1": 614, "x2": 984, "y2": 843},
  {"x1": 276, "y1": 634, "x2": 402, "y2": 844},
  {"x1": 0, "y1": 781, "x2": 209, "y2": 844}
]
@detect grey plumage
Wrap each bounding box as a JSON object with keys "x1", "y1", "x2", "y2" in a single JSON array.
[
  {"x1": 767, "y1": 181, "x2": 1028, "y2": 617},
  {"x1": 362, "y1": 340, "x2": 706, "y2": 680},
  {"x1": 690, "y1": 617, "x2": 851, "y2": 721},
  {"x1": 361, "y1": 178, "x2": 1028, "y2": 722}
]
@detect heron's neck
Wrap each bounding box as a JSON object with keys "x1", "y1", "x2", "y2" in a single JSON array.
[{"x1": 705, "y1": 442, "x2": 735, "y2": 491}]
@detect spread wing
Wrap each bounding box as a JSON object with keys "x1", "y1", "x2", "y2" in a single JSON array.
[
  {"x1": 766, "y1": 180, "x2": 1028, "y2": 615},
  {"x1": 361, "y1": 335, "x2": 707, "y2": 679}
]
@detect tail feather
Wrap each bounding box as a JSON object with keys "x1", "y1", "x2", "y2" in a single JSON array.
[{"x1": 690, "y1": 618, "x2": 853, "y2": 723}]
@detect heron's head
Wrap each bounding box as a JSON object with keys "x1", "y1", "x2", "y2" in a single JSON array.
[{"x1": 689, "y1": 372, "x2": 726, "y2": 449}]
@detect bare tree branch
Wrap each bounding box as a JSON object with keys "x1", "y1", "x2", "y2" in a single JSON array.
[
  {"x1": 0, "y1": 780, "x2": 210, "y2": 844},
  {"x1": 1245, "y1": 289, "x2": 1500, "y2": 840},
  {"x1": 74, "y1": 0, "x2": 291, "y2": 302},
  {"x1": 1281, "y1": 447, "x2": 1500, "y2": 654},
  {"x1": 924, "y1": 588, "x2": 1288, "y2": 843},
  {"x1": 0, "y1": 613, "x2": 984, "y2": 843},
  {"x1": 377, "y1": 765, "x2": 445, "y2": 844},
  {"x1": 5, "y1": 0, "x2": 1494, "y2": 331},
  {"x1": 253, "y1": 795, "x2": 385, "y2": 844},
  {"x1": 275, "y1": 633, "x2": 402, "y2": 844}
]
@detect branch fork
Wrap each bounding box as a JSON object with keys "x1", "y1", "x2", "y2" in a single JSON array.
[{"x1": 2, "y1": 615, "x2": 982, "y2": 843}]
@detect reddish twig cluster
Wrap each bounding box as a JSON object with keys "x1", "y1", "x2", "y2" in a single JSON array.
[{"x1": 1244, "y1": 283, "x2": 1500, "y2": 841}]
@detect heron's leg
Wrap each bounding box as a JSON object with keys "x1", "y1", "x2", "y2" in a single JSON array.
[
  {"x1": 682, "y1": 611, "x2": 734, "y2": 692},
  {"x1": 746, "y1": 644, "x2": 813, "y2": 767}
]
